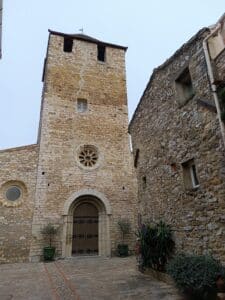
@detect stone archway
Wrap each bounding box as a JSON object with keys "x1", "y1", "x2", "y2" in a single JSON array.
[{"x1": 62, "y1": 189, "x2": 111, "y2": 257}]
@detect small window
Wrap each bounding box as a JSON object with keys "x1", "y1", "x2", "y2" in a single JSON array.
[
  {"x1": 142, "y1": 176, "x2": 147, "y2": 189},
  {"x1": 134, "y1": 149, "x2": 139, "y2": 168},
  {"x1": 175, "y1": 67, "x2": 194, "y2": 106},
  {"x1": 77, "y1": 99, "x2": 88, "y2": 113},
  {"x1": 97, "y1": 44, "x2": 105, "y2": 62},
  {"x1": 64, "y1": 37, "x2": 73, "y2": 52},
  {"x1": 182, "y1": 159, "x2": 199, "y2": 189}
]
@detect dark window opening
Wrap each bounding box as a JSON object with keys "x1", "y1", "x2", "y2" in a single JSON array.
[
  {"x1": 175, "y1": 67, "x2": 194, "y2": 106},
  {"x1": 97, "y1": 44, "x2": 105, "y2": 62},
  {"x1": 64, "y1": 37, "x2": 73, "y2": 52},
  {"x1": 134, "y1": 149, "x2": 140, "y2": 168},
  {"x1": 142, "y1": 176, "x2": 147, "y2": 189},
  {"x1": 171, "y1": 163, "x2": 177, "y2": 172},
  {"x1": 77, "y1": 99, "x2": 88, "y2": 113}
]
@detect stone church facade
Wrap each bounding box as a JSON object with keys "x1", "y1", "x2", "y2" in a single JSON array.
[
  {"x1": 0, "y1": 31, "x2": 137, "y2": 263},
  {"x1": 129, "y1": 15, "x2": 225, "y2": 261}
]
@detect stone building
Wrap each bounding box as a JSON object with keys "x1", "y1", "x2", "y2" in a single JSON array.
[
  {"x1": 0, "y1": 31, "x2": 137, "y2": 263},
  {"x1": 129, "y1": 15, "x2": 225, "y2": 260}
]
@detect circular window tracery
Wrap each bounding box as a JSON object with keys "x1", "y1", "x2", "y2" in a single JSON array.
[
  {"x1": 5, "y1": 186, "x2": 21, "y2": 201},
  {"x1": 78, "y1": 145, "x2": 98, "y2": 167}
]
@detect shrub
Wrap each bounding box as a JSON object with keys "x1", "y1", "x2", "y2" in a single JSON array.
[
  {"x1": 136, "y1": 220, "x2": 175, "y2": 271},
  {"x1": 41, "y1": 223, "x2": 58, "y2": 247},
  {"x1": 167, "y1": 254, "x2": 224, "y2": 300},
  {"x1": 217, "y1": 86, "x2": 225, "y2": 104},
  {"x1": 118, "y1": 218, "x2": 131, "y2": 243},
  {"x1": 221, "y1": 110, "x2": 225, "y2": 122},
  {"x1": 117, "y1": 218, "x2": 131, "y2": 257}
]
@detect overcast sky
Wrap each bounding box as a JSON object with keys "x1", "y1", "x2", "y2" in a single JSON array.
[{"x1": 0, "y1": 1, "x2": 225, "y2": 149}]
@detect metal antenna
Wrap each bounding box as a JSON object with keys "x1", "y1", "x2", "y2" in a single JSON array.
[{"x1": 79, "y1": 28, "x2": 84, "y2": 34}]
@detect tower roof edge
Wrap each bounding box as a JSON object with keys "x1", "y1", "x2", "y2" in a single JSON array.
[{"x1": 48, "y1": 29, "x2": 128, "y2": 51}]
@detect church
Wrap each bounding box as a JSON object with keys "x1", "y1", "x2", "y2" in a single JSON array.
[{"x1": 0, "y1": 30, "x2": 137, "y2": 263}]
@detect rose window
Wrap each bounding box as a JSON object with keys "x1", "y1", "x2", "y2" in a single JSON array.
[{"x1": 78, "y1": 146, "x2": 98, "y2": 167}]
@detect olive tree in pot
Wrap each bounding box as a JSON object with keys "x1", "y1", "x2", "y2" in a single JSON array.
[
  {"x1": 41, "y1": 224, "x2": 58, "y2": 261},
  {"x1": 117, "y1": 218, "x2": 131, "y2": 257}
]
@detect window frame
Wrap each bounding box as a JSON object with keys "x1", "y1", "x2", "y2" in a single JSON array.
[
  {"x1": 175, "y1": 66, "x2": 195, "y2": 107},
  {"x1": 182, "y1": 158, "x2": 200, "y2": 190}
]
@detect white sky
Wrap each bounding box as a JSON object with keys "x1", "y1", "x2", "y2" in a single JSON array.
[{"x1": 0, "y1": 1, "x2": 224, "y2": 149}]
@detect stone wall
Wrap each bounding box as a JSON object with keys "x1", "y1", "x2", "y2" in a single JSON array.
[
  {"x1": 129, "y1": 29, "x2": 225, "y2": 261},
  {"x1": 30, "y1": 33, "x2": 137, "y2": 261},
  {"x1": 0, "y1": 145, "x2": 38, "y2": 263}
]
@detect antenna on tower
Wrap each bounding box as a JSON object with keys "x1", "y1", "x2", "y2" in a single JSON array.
[{"x1": 79, "y1": 28, "x2": 84, "y2": 34}]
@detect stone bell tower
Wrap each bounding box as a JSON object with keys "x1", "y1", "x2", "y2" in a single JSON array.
[{"x1": 30, "y1": 30, "x2": 137, "y2": 261}]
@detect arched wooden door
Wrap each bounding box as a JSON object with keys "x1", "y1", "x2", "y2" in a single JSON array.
[{"x1": 72, "y1": 202, "x2": 98, "y2": 255}]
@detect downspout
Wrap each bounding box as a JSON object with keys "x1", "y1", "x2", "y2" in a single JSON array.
[{"x1": 203, "y1": 24, "x2": 225, "y2": 148}]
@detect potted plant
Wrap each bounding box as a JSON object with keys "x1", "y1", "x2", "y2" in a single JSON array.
[
  {"x1": 167, "y1": 254, "x2": 224, "y2": 300},
  {"x1": 41, "y1": 223, "x2": 58, "y2": 261},
  {"x1": 117, "y1": 218, "x2": 131, "y2": 257}
]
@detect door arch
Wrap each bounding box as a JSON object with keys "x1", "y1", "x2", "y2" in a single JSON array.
[
  {"x1": 72, "y1": 202, "x2": 98, "y2": 255},
  {"x1": 62, "y1": 191, "x2": 111, "y2": 258}
]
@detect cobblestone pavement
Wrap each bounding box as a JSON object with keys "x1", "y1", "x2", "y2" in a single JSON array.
[{"x1": 0, "y1": 256, "x2": 181, "y2": 300}]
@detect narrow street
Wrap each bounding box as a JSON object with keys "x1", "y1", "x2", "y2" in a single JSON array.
[{"x1": 0, "y1": 256, "x2": 180, "y2": 300}]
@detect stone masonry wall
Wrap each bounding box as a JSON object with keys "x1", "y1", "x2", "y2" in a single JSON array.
[
  {"x1": 129, "y1": 30, "x2": 225, "y2": 261},
  {"x1": 0, "y1": 145, "x2": 38, "y2": 263},
  {"x1": 30, "y1": 34, "x2": 137, "y2": 261}
]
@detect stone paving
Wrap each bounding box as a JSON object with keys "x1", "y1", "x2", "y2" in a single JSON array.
[{"x1": 0, "y1": 256, "x2": 181, "y2": 300}]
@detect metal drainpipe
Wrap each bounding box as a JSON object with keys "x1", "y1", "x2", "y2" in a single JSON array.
[{"x1": 203, "y1": 24, "x2": 225, "y2": 149}]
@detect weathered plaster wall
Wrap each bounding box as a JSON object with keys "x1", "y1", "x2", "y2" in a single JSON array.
[
  {"x1": 0, "y1": 145, "x2": 38, "y2": 263},
  {"x1": 129, "y1": 29, "x2": 225, "y2": 261}
]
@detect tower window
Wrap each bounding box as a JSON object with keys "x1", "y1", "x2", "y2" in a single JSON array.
[
  {"x1": 77, "y1": 99, "x2": 88, "y2": 113},
  {"x1": 182, "y1": 158, "x2": 200, "y2": 189},
  {"x1": 97, "y1": 44, "x2": 106, "y2": 62},
  {"x1": 175, "y1": 67, "x2": 194, "y2": 106},
  {"x1": 64, "y1": 37, "x2": 73, "y2": 52},
  {"x1": 142, "y1": 176, "x2": 147, "y2": 189}
]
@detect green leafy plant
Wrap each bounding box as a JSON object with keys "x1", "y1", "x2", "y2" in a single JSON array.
[
  {"x1": 217, "y1": 86, "x2": 225, "y2": 123},
  {"x1": 221, "y1": 110, "x2": 225, "y2": 122},
  {"x1": 41, "y1": 223, "x2": 58, "y2": 247},
  {"x1": 217, "y1": 87, "x2": 225, "y2": 104},
  {"x1": 41, "y1": 224, "x2": 58, "y2": 261},
  {"x1": 118, "y1": 218, "x2": 131, "y2": 242},
  {"x1": 167, "y1": 254, "x2": 224, "y2": 300},
  {"x1": 136, "y1": 220, "x2": 175, "y2": 271},
  {"x1": 117, "y1": 218, "x2": 131, "y2": 257}
]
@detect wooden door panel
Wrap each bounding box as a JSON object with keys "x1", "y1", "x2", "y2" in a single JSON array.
[{"x1": 72, "y1": 203, "x2": 98, "y2": 255}]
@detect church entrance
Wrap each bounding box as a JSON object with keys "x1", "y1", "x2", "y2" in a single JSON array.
[{"x1": 72, "y1": 202, "x2": 98, "y2": 255}]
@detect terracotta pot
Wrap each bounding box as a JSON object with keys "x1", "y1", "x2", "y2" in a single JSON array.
[
  {"x1": 217, "y1": 292, "x2": 225, "y2": 300},
  {"x1": 181, "y1": 290, "x2": 217, "y2": 300},
  {"x1": 217, "y1": 277, "x2": 225, "y2": 292}
]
